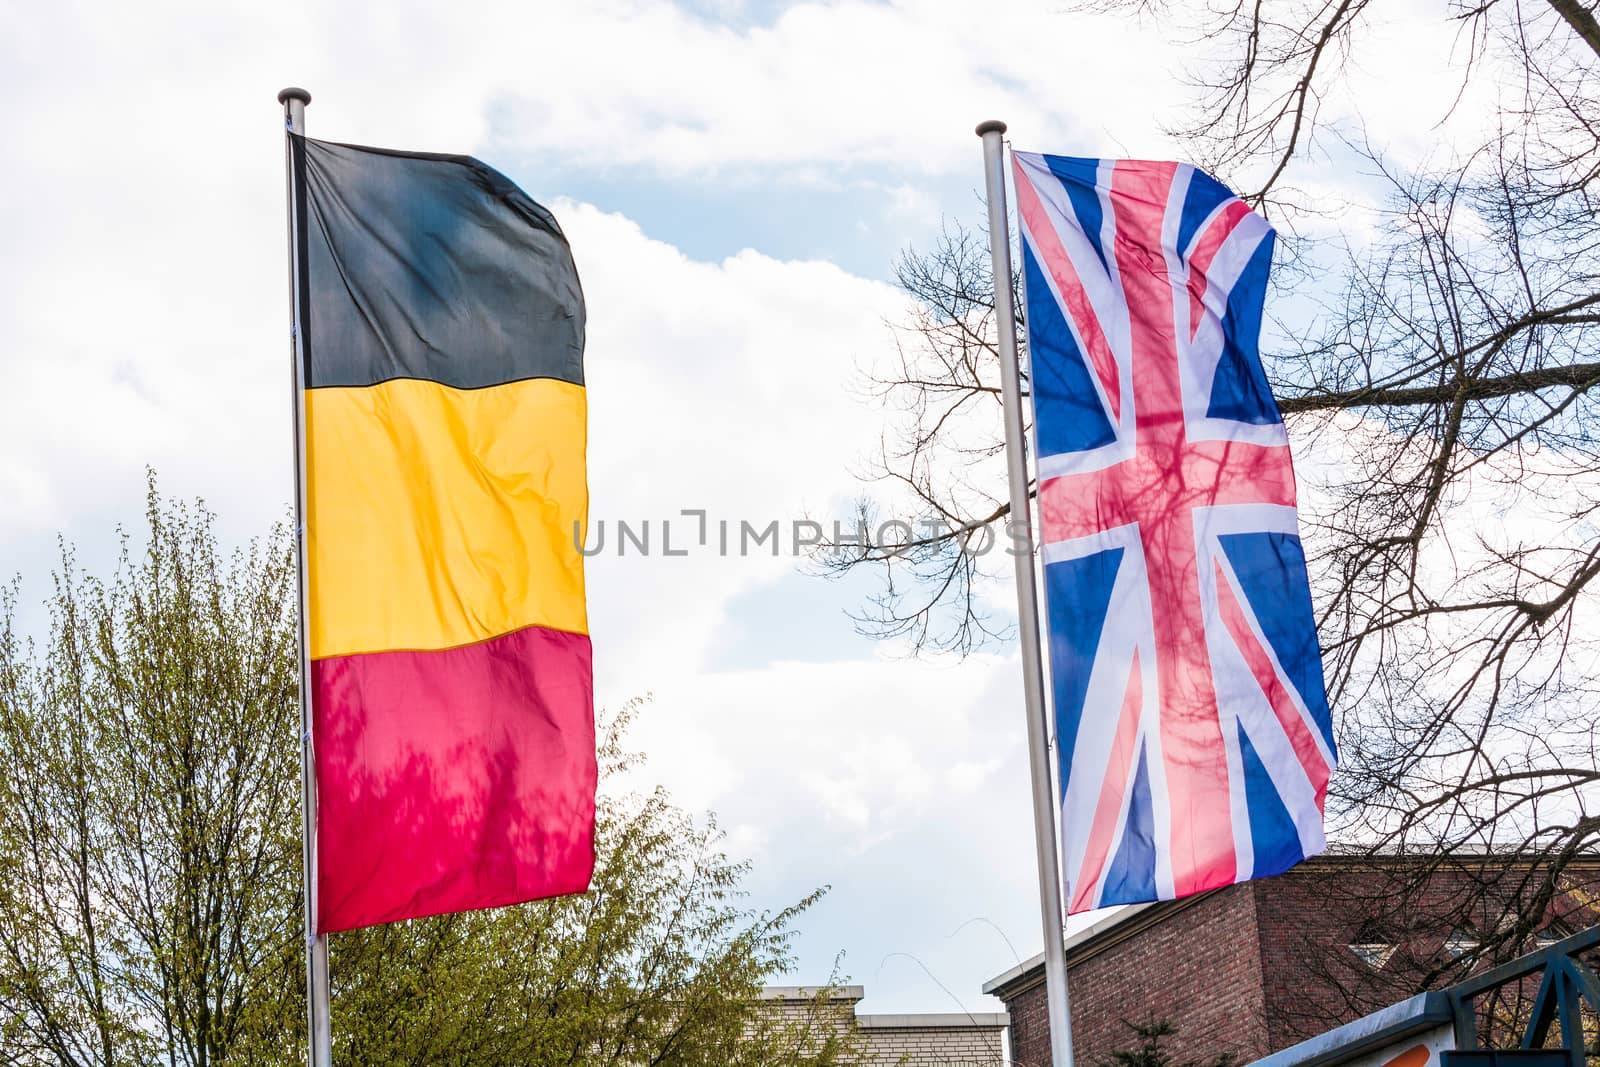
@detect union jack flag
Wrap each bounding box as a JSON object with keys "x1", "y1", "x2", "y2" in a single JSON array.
[{"x1": 1011, "y1": 151, "x2": 1335, "y2": 913}]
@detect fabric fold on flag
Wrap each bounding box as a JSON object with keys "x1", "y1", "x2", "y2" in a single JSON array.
[
  {"x1": 1012, "y1": 150, "x2": 1335, "y2": 915},
  {"x1": 293, "y1": 134, "x2": 595, "y2": 934}
]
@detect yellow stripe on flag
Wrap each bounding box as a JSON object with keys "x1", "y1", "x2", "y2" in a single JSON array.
[{"x1": 306, "y1": 376, "x2": 587, "y2": 659}]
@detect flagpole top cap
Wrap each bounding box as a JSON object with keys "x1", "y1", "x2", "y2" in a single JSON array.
[
  {"x1": 975, "y1": 119, "x2": 1007, "y2": 137},
  {"x1": 278, "y1": 87, "x2": 312, "y2": 106}
]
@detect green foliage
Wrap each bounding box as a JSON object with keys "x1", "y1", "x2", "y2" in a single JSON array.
[
  {"x1": 0, "y1": 476, "x2": 845, "y2": 1066},
  {"x1": 0, "y1": 475, "x2": 303, "y2": 1066},
  {"x1": 330, "y1": 700, "x2": 854, "y2": 1066},
  {"x1": 1097, "y1": 1020, "x2": 1238, "y2": 1067}
]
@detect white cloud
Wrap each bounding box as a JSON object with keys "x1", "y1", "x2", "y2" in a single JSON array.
[
  {"x1": 622, "y1": 650, "x2": 1046, "y2": 1008},
  {"x1": 0, "y1": 0, "x2": 1189, "y2": 543},
  {"x1": 478, "y1": 0, "x2": 1191, "y2": 176},
  {"x1": 561, "y1": 201, "x2": 905, "y2": 688}
]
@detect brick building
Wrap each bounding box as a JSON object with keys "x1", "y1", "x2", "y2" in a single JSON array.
[
  {"x1": 760, "y1": 986, "x2": 1008, "y2": 1065},
  {"x1": 983, "y1": 854, "x2": 1600, "y2": 1067}
]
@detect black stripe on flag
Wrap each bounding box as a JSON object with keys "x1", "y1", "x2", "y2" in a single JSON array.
[{"x1": 294, "y1": 135, "x2": 586, "y2": 391}]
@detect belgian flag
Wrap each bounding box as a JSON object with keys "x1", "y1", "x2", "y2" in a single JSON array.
[{"x1": 291, "y1": 136, "x2": 595, "y2": 933}]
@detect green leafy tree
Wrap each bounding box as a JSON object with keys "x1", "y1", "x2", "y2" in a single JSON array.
[
  {"x1": 0, "y1": 478, "x2": 303, "y2": 1066},
  {"x1": 0, "y1": 479, "x2": 849, "y2": 1066},
  {"x1": 331, "y1": 699, "x2": 855, "y2": 1066}
]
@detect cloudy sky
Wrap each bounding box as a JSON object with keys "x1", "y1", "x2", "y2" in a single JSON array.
[{"x1": 1, "y1": 0, "x2": 1495, "y2": 1014}]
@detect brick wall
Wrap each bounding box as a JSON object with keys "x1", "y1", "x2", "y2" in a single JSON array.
[
  {"x1": 1252, "y1": 861, "x2": 1426, "y2": 1047},
  {"x1": 988, "y1": 856, "x2": 1600, "y2": 1067},
  {"x1": 1002, "y1": 887, "x2": 1270, "y2": 1067},
  {"x1": 1253, "y1": 858, "x2": 1600, "y2": 1048},
  {"x1": 858, "y1": 1017, "x2": 1008, "y2": 1065},
  {"x1": 758, "y1": 987, "x2": 1008, "y2": 1066},
  {"x1": 1005, "y1": 971, "x2": 1049, "y2": 1067}
]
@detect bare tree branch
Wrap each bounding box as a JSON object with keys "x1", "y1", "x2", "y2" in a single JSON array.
[{"x1": 824, "y1": 0, "x2": 1600, "y2": 996}]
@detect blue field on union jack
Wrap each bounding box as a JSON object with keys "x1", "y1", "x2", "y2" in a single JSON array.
[{"x1": 1012, "y1": 151, "x2": 1335, "y2": 913}]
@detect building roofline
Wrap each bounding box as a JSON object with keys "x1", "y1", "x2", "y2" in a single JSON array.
[
  {"x1": 980, "y1": 850, "x2": 1600, "y2": 1000},
  {"x1": 759, "y1": 985, "x2": 864, "y2": 1001},
  {"x1": 979, "y1": 950, "x2": 1043, "y2": 998},
  {"x1": 982, "y1": 901, "x2": 1170, "y2": 997},
  {"x1": 1244, "y1": 992, "x2": 1453, "y2": 1067},
  {"x1": 1305, "y1": 848, "x2": 1600, "y2": 870},
  {"x1": 857, "y1": 1012, "x2": 1010, "y2": 1030},
  {"x1": 757, "y1": 987, "x2": 1008, "y2": 1033}
]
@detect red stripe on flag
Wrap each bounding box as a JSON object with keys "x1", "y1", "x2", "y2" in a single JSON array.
[
  {"x1": 1069, "y1": 650, "x2": 1144, "y2": 914},
  {"x1": 1185, "y1": 199, "x2": 1254, "y2": 342},
  {"x1": 1214, "y1": 561, "x2": 1332, "y2": 801},
  {"x1": 312, "y1": 625, "x2": 596, "y2": 933},
  {"x1": 1012, "y1": 155, "x2": 1123, "y2": 422},
  {"x1": 1106, "y1": 158, "x2": 1238, "y2": 897}
]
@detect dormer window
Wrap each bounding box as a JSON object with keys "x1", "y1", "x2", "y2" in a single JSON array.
[
  {"x1": 1444, "y1": 930, "x2": 1477, "y2": 960},
  {"x1": 1350, "y1": 921, "x2": 1395, "y2": 970},
  {"x1": 1351, "y1": 942, "x2": 1396, "y2": 969},
  {"x1": 1536, "y1": 920, "x2": 1572, "y2": 949}
]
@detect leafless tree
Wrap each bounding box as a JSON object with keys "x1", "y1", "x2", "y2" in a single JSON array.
[{"x1": 823, "y1": 0, "x2": 1600, "y2": 972}]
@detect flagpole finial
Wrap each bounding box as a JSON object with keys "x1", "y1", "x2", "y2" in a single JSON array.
[
  {"x1": 975, "y1": 119, "x2": 1007, "y2": 137},
  {"x1": 278, "y1": 87, "x2": 312, "y2": 106}
]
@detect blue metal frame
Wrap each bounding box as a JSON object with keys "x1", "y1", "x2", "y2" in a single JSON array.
[
  {"x1": 1250, "y1": 924, "x2": 1600, "y2": 1067},
  {"x1": 1443, "y1": 924, "x2": 1600, "y2": 1067}
]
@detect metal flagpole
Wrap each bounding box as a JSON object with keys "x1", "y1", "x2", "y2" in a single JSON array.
[
  {"x1": 278, "y1": 85, "x2": 333, "y2": 1067},
  {"x1": 975, "y1": 118, "x2": 1076, "y2": 1067}
]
